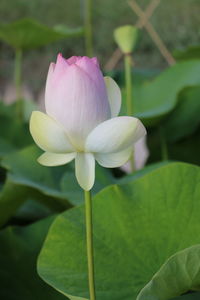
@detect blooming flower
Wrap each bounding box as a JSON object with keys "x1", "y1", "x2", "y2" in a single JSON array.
[{"x1": 30, "y1": 54, "x2": 146, "y2": 191}]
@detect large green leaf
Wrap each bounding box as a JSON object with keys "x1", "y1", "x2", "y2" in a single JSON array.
[
  {"x1": 38, "y1": 162, "x2": 200, "y2": 300},
  {"x1": 137, "y1": 245, "x2": 200, "y2": 300},
  {"x1": 117, "y1": 161, "x2": 173, "y2": 184},
  {"x1": 0, "y1": 18, "x2": 83, "y2": 50},
  {"x1": 131, "y1": 60, "x2": 200, "y2": 125},
  {"x1": 0, "y1": 216, "x2": 66, "y2": 299}
]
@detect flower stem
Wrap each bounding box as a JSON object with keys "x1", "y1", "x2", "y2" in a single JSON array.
[
  {"x1": 124, "y1": 54, "x2": 135, "y2": 172},
  {"x1": 84, "y1": 190, "x2": 96, "y2": 300},
  {"x1": 124, "y1": 54, "x2": 133, "y2": 116},
  {"x1": 84, "y1": 0, "x2": 93, "y2": 57},
  {"x1": 14, "y1": 48, "x2": 23, "y2": 120}
]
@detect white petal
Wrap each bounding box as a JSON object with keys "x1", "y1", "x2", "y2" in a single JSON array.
[
  {"x1": 30, "y1": 111, "x2": 74, "y2": 153},
  {"x1": 75, "y1": 153, "x2": 95, "y2": 191},
  {"x1": 104, "y1": 76, "x2": 121, "y2": 117},
  {"x1": 95, "y1": 147, "x2": 133, "y2": 168},
  {"x1": 38, "y1": 152, "x2": 76, "y2": 166},
  {"x1": 85, "y1": 116, "x2": 146, "y2": 153}
]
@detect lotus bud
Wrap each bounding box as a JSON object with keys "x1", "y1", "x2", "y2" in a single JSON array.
[
  {"x1": 114, "y1": 25, "x2": 138, "y2": 54},
  {"x1": 30, "y1": 54, "x2": 146, "y2": 191}
]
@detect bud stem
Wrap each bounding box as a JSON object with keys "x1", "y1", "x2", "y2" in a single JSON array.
[
  {"x1": 124, "y1": 54, "x2": 135, "y2": 172},
  {"x1": 84, "y1": 190, "x2": 96, "y2": 300},
  {"x1": 124, "y1": 54, "x2": 133, "y2": 116}
]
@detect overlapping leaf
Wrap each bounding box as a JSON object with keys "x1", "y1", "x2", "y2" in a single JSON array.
[
  {"x1": 38, "y1": 163, "x2": 200, "y2": 300},
  {"x1": 162, "y1": 86, "x2": 200, "y2": 142},
  {"x1": 119, "y1": 60, "x2": 200, "y2": 126},
  {"x1": 137, "y1": 245, "x2": 200, "y2": 300},
  {"x1": 0, "y1": 145, "x2": 117, "y2": 226}
]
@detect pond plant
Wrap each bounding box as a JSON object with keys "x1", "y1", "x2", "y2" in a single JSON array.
[
  {"x1": 30, "y1": 53, "x2": 146, "y2": 300},
  {"x1": 0, "y1": 1, "x2": 200, "y2": 300}
]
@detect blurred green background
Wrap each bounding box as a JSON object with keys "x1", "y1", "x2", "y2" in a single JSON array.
[{"x1": 0, "y1": 0, "x2": 200, "y2": 96}]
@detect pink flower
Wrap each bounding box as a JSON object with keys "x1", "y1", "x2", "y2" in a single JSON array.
[
  {"x1": 30, "y1": 54, "x2": 146, "y2": 190},
  {"x1": 45, "y1": 54, "x2": 111, "y2": 149}
]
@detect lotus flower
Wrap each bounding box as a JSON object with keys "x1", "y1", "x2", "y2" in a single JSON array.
[{"x1": 30, "y1": 54, "x2": 146, "y2": 191}]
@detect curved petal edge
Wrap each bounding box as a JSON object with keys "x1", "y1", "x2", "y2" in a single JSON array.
[
  {"x1": 104, "y1": 76, "x2": 121, "y2": 117},
  {"x1": 85, "y1": 116, "x2": 146, "y2": 153},
  {"x1": 95, "y1": 147, "x2": 133, "y2": 168},
  {"x1": 30, "y1": 111, "x2": 74, "y2": 153},
  {"x1": 38, "y1": 152, "x2": 76, "y2": 166}
]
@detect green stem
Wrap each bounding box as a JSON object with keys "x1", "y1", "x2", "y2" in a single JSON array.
[
  {"x1": 14, "y1": 48, "x2": 23, "y2": 119},
  {"x1": 159, "y1": 126, "x2": 169, "y2": 161},
  {"x1": 124, "y1": 54, "x2": 133, "y2": 116},
  {"x1": 124, "y1": 54, "x2": 135, "y2": 172},
  {"x1": 84, "y1": 0, "x2": 93, "y2": 57},
  {"x1": 84, "y1": 190, "x2": 96, "y2": 300}
]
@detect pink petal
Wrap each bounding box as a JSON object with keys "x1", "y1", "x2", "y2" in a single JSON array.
[
  {"x1": 45, "y1": 64, "x2": 111, "y2": 150},
  {"x1": 67, "y1": 56, "x2": 81, "y2": 65},
  {"x1": 91, "y1": 57, "x2": 99, "y2": 67},
  {"x1": 53, "y1": 53, "x2": 69, "y2": 80}
]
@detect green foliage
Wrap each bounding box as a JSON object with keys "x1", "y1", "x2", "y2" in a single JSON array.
[
  {"x1": 137, "y1": 245, "x2": 200, "y2": 300},
  {"x1": 0, "y1": 178, "x2": 65, "y2": 227},
  {"x1": 132, "y1": 60, "x2": 200, "y2": 126},
  {"x1": 148, "y1": 127, "x2": 200, "y2": 165},
  {"x1": 0, "y1": 216, "x2": 66, "y2": 299},
  {"x1": 38, "y1": 163, "x2": 200, "y2": 300},
  {"x1": 0, "y1": 18, "x2": 83, "y2": 50},
  {"x1": 147, "y1": 85, "x2": 200, "y2": 165},
  {"x1": 174, "y1": 45, "x2": 200, "y2": 61},
  {"x1": 172, "y1": 293, "x2": 200, "y2": 300},
  {"x1": 0, "y1": 145, "x2": 70, "y2": 226},
  {"x1": 117, "y1": 61, "x2": 200, "y2": 165},
  {"x1": 0, "y1": 0, "x2": 199, "y2": 67},
  {"x1": 0, "y1": 145, "x2": 117, "y2": 226},
  {"x1": 162, "y1": 86, "x2": 200, "y2": 142},
  {"x1": 0, "y1": 102, "x2": 32, "y2": 157},
  {"x1": 117, "y1": 161, "x2": 173, "y2": 184},
  {"x1": 0, "y1": 100, "x2": 40, "y2": 158},
  {"x1": 0, "y1": 5, "x2": 199, "y2": 297}
]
